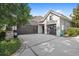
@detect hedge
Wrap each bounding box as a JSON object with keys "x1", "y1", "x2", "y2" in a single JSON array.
[
  {"x1": 0, "y1": 38, "x2": 21, "y2": 56},
  {"x1": 65, "y1": 27, "x2": 79, "y2": 37}
]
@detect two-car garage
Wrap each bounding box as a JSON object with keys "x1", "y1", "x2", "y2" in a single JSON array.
[
  {"x1": 17, "y1": 24, "x2": 56, "y2": 35},
  {"x1": 17, "y1": 25, "x2": 38, "y2": 35}
]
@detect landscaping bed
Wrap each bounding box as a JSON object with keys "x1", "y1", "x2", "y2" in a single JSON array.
[
  {"x1": 0, "y1": 38, "x2": 21, "y2": 56},
  {"x1": 64, "y1": 27, "x2": 79, "y2": 37}
]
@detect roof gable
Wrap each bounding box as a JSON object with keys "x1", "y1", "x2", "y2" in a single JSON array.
[{"x1": 39, "y1": 10, "x2": 71, "y2": 23}]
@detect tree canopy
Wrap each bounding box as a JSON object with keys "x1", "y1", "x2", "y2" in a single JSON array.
[
  {"x1": 71, "y1": 4, "x2": 79, "y2": 27},
  {"x1": 0, "y1": 3, "x2": 31, "y2": 28}
]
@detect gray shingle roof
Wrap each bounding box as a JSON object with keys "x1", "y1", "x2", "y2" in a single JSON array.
[
  {"x1": 29, "y1": 10, "x2": 71, "y2": 25},
  {"x1": 29, "y1": 16, "x2": 43, "y2": 25}
]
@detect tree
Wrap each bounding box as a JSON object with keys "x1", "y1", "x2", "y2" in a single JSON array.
[
  {"x1": 0, "y1": 3, "x2": 31, "y2": 27},
  {"x1": 0, "y1": 3, "x2": 32, "y2": 39},
  {"x1": 71, "y1": 4, "x2": 79, "y2": 27},
  {"x1": 17, "y1": 4, "x2": 32, "y2": 26}
]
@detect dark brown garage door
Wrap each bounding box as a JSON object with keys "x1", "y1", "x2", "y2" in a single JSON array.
[
  {"x1": 47, "y1": 24, "x2": 56, "y2": 35},
  {"x1": 17, "y1": 25, "x2": 38, "y2": 35}
]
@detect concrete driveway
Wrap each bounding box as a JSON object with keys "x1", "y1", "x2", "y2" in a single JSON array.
[{"x1": 15, "y1": 34, "x2": 79, "y2": 56}]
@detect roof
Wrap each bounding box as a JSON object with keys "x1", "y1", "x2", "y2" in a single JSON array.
[
  {"x1": 39, "y1": 10, "x2": 71, "y2": 23},
  {"x1": 29, "y1": 16, "x2": 43, "y2": 25},
  {"x1": 28, "y1": 10, "x2": 71, "y2": 25}
]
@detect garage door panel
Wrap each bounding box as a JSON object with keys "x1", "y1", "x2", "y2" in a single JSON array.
[
  {"x1": 47, "y1": 24, "x2": 56, "y2": 35},
  {"x1": 17, "y1": 25, "x2": 38, "y2": 35}
]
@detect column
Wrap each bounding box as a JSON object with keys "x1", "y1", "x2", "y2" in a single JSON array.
[
  {"x1": 56, "y1": 19, "x2": 61, "y2": 36},
  {"x1": 44, "y1": 20, "x2": 47, "y2": 34},
  {"x1": 38, "y1": 25, "x2": 42, "y2": 34}
]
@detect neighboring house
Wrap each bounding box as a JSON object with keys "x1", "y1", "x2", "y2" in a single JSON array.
[{"x1": 18, "y1": 10, "x2": 71, "y2": 36}]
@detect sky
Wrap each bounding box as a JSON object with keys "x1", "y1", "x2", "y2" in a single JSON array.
[{"x1": 29, "y1": 3, "x2": 78, "y2": 17}]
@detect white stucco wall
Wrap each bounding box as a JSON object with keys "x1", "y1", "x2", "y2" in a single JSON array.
[
  {"x1": 60, "y1": 18, "x2": 70, "y2": 32},
  {"x1": 58, "y1": 18, "x2": 70, "y2": 36},
  {"x1": 64, "y1": 20, "x2": 70, "y2": 31},
  {"x1": 47, "y1": 13, "x2": 57, "y2": 22},
  {"x1": 38, "y1": 25, "x2": 43, "y2": 34},
  {"x1": 43, "y1": 13, "x2": 61, "y2": 36},
  {"x1": 38, "y1": 12, "x2": 70, "y2": 36},
  {"x1": 56, "y1": 17, "x2": 61, "y2": 36},
  {"x1": 47, "y1": 13, "x2": 61, "y2": 36},
  {"x1": 44, "y1": 20, "x2": 47, "y2": 34}
]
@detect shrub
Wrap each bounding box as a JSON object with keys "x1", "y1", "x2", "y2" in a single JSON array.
[
  {"x1": 0, "y1": 38, "x2": 21, "y2": 56},
  {"x1": 65, "y1": 27, "x2": 79, "y2": 37},
  {"x1": 0, "y1": 31, "x2": 6, "y2": 41}
]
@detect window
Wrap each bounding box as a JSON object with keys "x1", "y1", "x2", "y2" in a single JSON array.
[{"x1": 49, "y1": 16, "x2": 52, "y2": 20}]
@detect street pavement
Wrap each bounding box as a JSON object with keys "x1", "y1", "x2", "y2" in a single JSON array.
[{"x1": 15, "y1": 34, "x2": 79, "y2": 56}]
